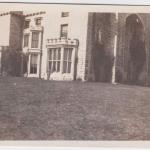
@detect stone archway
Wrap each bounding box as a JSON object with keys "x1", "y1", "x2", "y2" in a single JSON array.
[{"x1": 125, "y1": 14, "x2": 146, "y2": 85}]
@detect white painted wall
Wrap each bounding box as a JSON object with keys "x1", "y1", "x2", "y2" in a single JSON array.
[
  {"x1": 69, "y1": 10, "x2": 88, "y2": 80},
  {"x1": 0, "y1": 15, "x2": 11, "y2": 46}
]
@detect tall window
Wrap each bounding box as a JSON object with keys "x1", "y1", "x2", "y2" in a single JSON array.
[
  {"x1": 60, "y1": 24, "x2": 68, "y2": 38},
  {"x1": 31, "y1": 32, "x2": 39, "y2": 48},
  {"x1": 63, "y1": 48, "x2": 73, "y2": 73},
  {"x1": 48, "y1": 48, "x2": 61, "y2": 73},
  {"x1": 24, "y1": 20, "x2": 30, "y2": 29},
  {"x1": 30, "y1": 54, "x2": 38, "y2": 74},
  {"x1": 23, "y1": 34, "x2": 29, "y2": 47}
]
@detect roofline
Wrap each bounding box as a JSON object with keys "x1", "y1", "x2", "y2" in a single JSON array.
[
  {"x1": 0, "y1": 11, "x2": 24, "y2": 17},
  {"x1": 0, "y1": 11, "x2": 46, "y2": 17},
  {"x1": 25, "y1": 11, "x2": 46, "y2": 17}
]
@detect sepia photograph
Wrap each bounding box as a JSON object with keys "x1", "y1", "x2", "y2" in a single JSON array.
[{"x1": 0, "y1": 2, "x2": 150, "y2": 143}]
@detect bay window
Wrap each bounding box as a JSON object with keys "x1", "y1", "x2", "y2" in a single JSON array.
[
  {"x1": 48, "y1": 47, "x2": 73, "y2": 74},
  {"x1": 48, "y1": 48, "x2": 61, "y2": 73},
  {"x1": 63, "y1": 48, "x2": 73, "y2": 73},
  {"x1": 46, "y1": 38, "x2": 78, "y2": 80}
]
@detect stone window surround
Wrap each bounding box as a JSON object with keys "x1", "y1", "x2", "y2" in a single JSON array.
[
  {"x1": 47, "y1": 46, "x2": 75, "y2": 76},
  {"x1": 46, "y1": 38, "x2": 79, "y2": 80},
  {"x1": 60, "y1": 24, "x2": 68, "y2": 38}
]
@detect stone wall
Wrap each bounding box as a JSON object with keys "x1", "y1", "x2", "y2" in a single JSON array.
[{"x1": 116, "y1": 13, "x2": 150, "y2": 86}]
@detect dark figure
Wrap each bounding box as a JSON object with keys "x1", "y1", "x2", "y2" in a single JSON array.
[
  {"x1": 129, "y1": 37, "x2": 146, "y2": 84},
  {"x1": 93, "y1": 42, "x2": 105, "y2": 82}
]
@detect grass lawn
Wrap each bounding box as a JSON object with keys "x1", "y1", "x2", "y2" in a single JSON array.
[{"x1": 0, "y1": 77, "x2": 150, "y2": 140}]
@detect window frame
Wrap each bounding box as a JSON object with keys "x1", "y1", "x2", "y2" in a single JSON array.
[
  {"x1": 60, "y1": 24, "x2": 68, "y2": 38},
  {"x1": 30, "y1": 54, "x2": 38, "y2": 74},
  {"x1": 23, "y1": 34, "x2": 29, "y2": 47},
  {"x1": 61, "y1": 12, "x2": 69, "y2": 17},
  {"x1": 24, "y1": 20, "x2": 30, "y2": 29},
  {"x1": 35, "y1": 17, "x2": 42, "y2": 26},
  {"x1": 48, "y1": 48, "x2": 61, "y2": 73},
  {"x1": 31, "y1": 31, "x2": 40, "y2": 49},
  {"x1": 63, "y1": 48, "x2": 73, "y2": 74}
]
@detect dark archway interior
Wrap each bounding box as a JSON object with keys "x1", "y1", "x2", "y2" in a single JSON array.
[
  {"x1": 126, "y1": 14, "x2": 146, "y2": 84},
  {"x1": 93, "y1": 42, "x2": 105, "y2": 82}
]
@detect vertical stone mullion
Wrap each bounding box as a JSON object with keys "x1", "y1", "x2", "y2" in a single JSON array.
[
  {"x1": 37, "y1": 54, "x2": 40, "y2": 77},
  {"x1": 60, "y1": 47, "x2": 64, "y2": 73},
  {"x1": 28, "y1": 54, "x2": 31, "y2": 76},
  {"x1": 71, "y1": 47, "x2": 76, "y2": 80}
]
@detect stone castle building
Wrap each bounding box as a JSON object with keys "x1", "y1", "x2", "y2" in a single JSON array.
[{"x1": 0, "y1": 10, "x2": 150, "y2": 86}]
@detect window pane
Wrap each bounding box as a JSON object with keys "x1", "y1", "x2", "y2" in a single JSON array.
[
  {"x1": 24, "y1": 20, "x2": 30, "y2": 29},
  {"x1": 49, "y1": 49, "x2": 52, "y2": 60},
  {"x1": 24, "y1": 34, "x2": 29, "y2": 47},
  {"x1": 68, "y1": 62, "x2": 71, "y2": 73},
  {"x1": 61, "y1": 12, "x2": 69, "y2": 17},
  {"x1": 53, "y1": 49, "x2": 56, "y2": 60},
  {"x1": 31, "y1": 32, "x2": 39, "y2": 48},
  {"x1": 48, "y1": 48, "x2": 62, "y2": 73},
  {"x1": 64, "y1": 48, "x2": 68, "y2": 61},
  {"x1": 60, "y1": 24, "x2": 68, "y2": 38},
  {"x1": 68, "y1": 48, "x2": 72, "y2": 61},
  {"x1": 63, "y1": 61, "x2": 67, "y2": 73},
  {"x1": 57, "y1": 61, "x2": 60, "y2": 72},
  {"x1": 49, "y1": 61, "x2": 52, "y2": 71},
  {"x1": 33, "y1": 64, "x2": 37, "y2": 74},
  {"x1": 58, "y1": 48, "x2": 61, "y2": 60},
  {"x1": 35, "y1": 18, "x2": 42, "y2": 25},
  {"x1": 31, "y1": 54, "x2": 37, "y2": 64},
  {"x1": 63, "y1": 48, "x2": 73, "y2": 73},
  {"x1": 30, "y1": 54, "x2": 38, "y2": 74},
  {"x1": 53, "y1": 61, "x2": 56, "y2": 72}
]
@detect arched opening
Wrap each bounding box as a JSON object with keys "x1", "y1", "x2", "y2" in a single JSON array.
[{"x1": 125, "y1": 14, "x2": 146, "y2": 85}]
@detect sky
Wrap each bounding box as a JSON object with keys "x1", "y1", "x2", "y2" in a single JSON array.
[
  {"x1": 0, "y1": 0, "x2": 150, "y2": 5},
  {"x1": 0, "y1": 1, "x2": 150, "y2": 14}
]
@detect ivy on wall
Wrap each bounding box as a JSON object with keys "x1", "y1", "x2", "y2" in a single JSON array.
[{"x1": 1, "y1": 48, "x2": 22, "y2": 76}]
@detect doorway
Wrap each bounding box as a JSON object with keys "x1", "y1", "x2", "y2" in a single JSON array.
[{"x1": 125, "y1": 14, "x2": 146, "y2": 84}]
